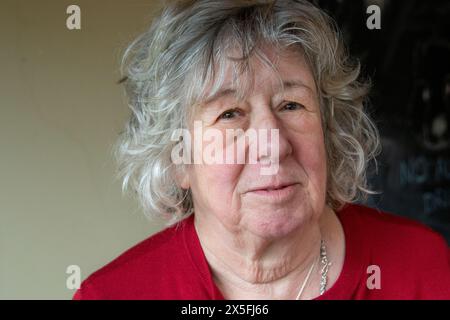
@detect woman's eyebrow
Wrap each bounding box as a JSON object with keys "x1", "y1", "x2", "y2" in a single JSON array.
[
  {"x1": 278, "y1": 80, "x2": 315, "y2": 94},
  {"x1": 203, "y1": 88, "x2": 236, "y2": 106},
  {"x1": 202, "y1": 79, "x2": 314, "y2": 108}
]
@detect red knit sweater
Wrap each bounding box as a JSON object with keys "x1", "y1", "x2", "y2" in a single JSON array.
[{"x1": 73, "y1": 203, "x2": 450, "y2": 300}]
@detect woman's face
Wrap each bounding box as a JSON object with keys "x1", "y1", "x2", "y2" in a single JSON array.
[{"x1": 181, "y1": 48, "x2": 328, "y2": 239}]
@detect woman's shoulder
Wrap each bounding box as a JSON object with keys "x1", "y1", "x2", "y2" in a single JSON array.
[
  {"x1": 96, "y1": 217, "x2": 190, "y2": 272},
  {"x1": 341, "y1": 203, "x2": 447, "y2": 248},
  {"x1": 335, "y1": 203, "x2": 449, "y2": 299},
  {"x1": 73, "y1": 216, "x2": 195, "y2": 299},
  {"x1": 339, "y1": 203, "x2": 449, "y2": 271}
]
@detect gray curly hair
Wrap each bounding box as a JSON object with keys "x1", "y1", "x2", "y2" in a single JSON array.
[{"x1": 115, "y1": 0, "x2": 381, "y2": 225}]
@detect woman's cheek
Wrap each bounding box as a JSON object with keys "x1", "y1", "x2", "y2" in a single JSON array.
[
  {"x1": 196, "y1": 163, "x2": 242, "y2": 198},
  {"x1": 293, "y1": 128, "x2": 328, "y2": 192}
]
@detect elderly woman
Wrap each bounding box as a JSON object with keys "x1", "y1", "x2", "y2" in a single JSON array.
[{"x1": 74, "y1": 0, "x2": 450, "y2": 300}]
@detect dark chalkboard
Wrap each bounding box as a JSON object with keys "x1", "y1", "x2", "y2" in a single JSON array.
[{"x1": 313, "y1": 0, "x2": 450, "y2": 243}]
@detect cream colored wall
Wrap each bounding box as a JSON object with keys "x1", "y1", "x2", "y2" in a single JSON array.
[{"x1": 0, "y1": 0, "x2": 166, "y2": 299}]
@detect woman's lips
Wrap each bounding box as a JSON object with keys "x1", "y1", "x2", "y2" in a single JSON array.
[{"x1": 246, "y1": 183, "x2": 300, "y2": 201}]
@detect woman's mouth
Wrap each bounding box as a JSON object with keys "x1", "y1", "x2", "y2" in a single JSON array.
[{"x1": 246, "y1": 183, "x2": 300, "y2": 202}]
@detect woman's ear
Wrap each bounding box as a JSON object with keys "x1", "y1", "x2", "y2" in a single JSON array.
[{"x1": 175, "y1": 166, "x2": 190, "y2": 189}]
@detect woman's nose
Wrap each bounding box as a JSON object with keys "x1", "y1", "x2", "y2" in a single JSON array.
[{"x1": 249, "y1": 108, "x2": 293, "y2": 167}]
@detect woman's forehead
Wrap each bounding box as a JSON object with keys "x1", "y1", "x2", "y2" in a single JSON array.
[
  {"x1": 198, "y1": 45, "x2": 316, "y2": 104},
  {"x1": 200, "y1": 46, "x2": 316, "y2": 103}
]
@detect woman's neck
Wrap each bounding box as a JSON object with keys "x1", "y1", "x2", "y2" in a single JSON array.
[{"x1": 194, "y1": 207, "x2": 340, "y2": 299}]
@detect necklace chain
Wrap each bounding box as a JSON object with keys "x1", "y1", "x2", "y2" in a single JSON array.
[
  {"x1": 319, "y1": 239, "x2": 330, "y2": 295},
  {"x1": 295, "y1": 239, "x2": 330, "y2": 300}
]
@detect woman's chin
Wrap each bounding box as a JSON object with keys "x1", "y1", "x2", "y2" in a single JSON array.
[{"x1": 244, "y1": 211, "x2": 310, "y2": 239}]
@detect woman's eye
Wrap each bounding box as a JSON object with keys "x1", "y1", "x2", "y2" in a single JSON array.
[
  {"x1": 218, "y1": 109, "x2": 242, "y2": 120},
  {"x1": 281, "y1": 102, "x2": 304, "y2": 111}
]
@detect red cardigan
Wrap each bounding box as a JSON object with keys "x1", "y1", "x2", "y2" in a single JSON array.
[{"x1": 73, "y1": 203, "x2": 450, "y2": 300}]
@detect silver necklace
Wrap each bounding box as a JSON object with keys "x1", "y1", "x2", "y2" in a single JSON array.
[
  {"x1": 319, "y1": 239, "x2": 330, "y2": 295},
  {"x1": 295, "y1": 239, "x2": 330, "y2": 299}
]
